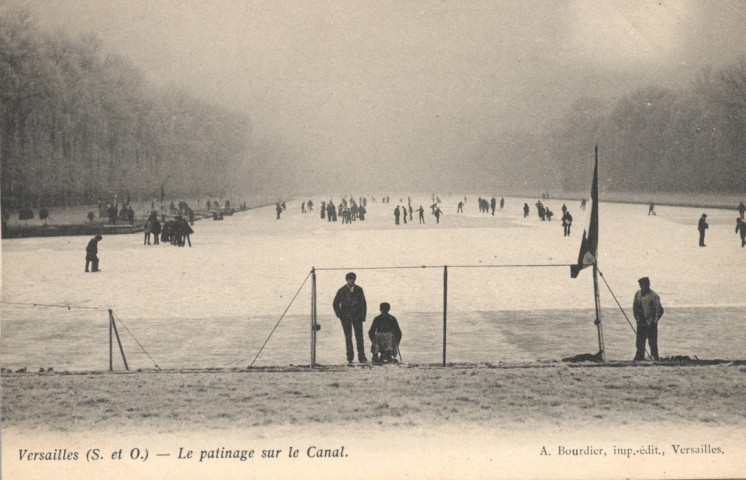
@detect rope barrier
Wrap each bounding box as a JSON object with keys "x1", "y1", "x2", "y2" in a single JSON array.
[
  {"x1": 315, "y1": 263, "x2": 575, "y2": 271},
  {"x1": 0, "y1": 300, "x2": 105, "y2": 311},
  {"x1": 111, "y1": 311, "x2": 161, "y2": 370},
  {"x1": 248, "y1": 270, "x2": 312, "y2": 368}
]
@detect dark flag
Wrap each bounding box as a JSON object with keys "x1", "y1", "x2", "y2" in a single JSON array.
[{"x1": 570, "y1": 146, "x2": 599, "y2": 278}]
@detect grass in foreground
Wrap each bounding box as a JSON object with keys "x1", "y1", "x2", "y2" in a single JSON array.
[{"x1": 3, "y1": 362, "x2": 746, "y2": 433}]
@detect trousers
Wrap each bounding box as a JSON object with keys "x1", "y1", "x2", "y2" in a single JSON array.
[
  {"x1": 339, "y1": 316, "x2": 366, "y2": 362},
  {"x1": 635, "y1": 322, "x2": 658, "y2": 360}
]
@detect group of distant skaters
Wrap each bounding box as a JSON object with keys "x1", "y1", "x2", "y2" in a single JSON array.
[
  {"x1": 143, "y1": 210, "x2": 194, "y2": 247},
  {"x1": 472, "y1": 196, "x2": 504, "y2": 215},
  {"x1": 83, "y1": 201, "x2": 196, "y2": 273},
  {"x1": 521, "y1": 200, "x2": 575, "y2": 237},
  {"x1": 650, "y1": 201, "x2": 746, "y2": 248}
]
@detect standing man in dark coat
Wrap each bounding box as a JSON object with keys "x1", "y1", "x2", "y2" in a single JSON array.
[
  {"x1": 698, "y1": 213, "x2": 708, "y2": 247},
  {"x1": 738, "y1": 201, "x2": 745, "y2": 220},
  {"x1": 85, "y1": 235, "x2": 102, "y2": 272},
  {"x1": 394, "y1": 206, "x2": 400, "y2": 225},
  {"x1": 561, "y1": 210, "x2": 573, "y2": 236},
  {"x1": 632, "y1": 276, "x2": 664, "y2": 361},
  {"x1": 333, "y1": 272, "x2": 368, "y2": 364}
]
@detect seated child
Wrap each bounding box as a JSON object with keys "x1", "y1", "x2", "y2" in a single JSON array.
[{"x1": 368, "y1": 302, "x2": 402, "y2": 364}]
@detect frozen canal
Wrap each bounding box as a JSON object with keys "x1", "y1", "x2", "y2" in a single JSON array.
[{"x1": 2, "y1": 194, "x2": 745, "y2": 370}]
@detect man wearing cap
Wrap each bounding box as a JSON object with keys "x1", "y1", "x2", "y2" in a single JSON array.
[
  {"x1": 698, "y1": 213, "x2": 709, "y2": 247},
  {"x1": 632, "y1": 277, "x2": 664, "y2": 361},
  {"x1": 85, "y1": 235, "x2": 103, "y2": 272},
  {"x1": 333, "y1": 272, "x2": 368, "y2": 364}
]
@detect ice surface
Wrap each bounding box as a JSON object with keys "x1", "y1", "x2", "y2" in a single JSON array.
[{"x1": 2, "y1": 195, "x2": 744, "y2": 369}]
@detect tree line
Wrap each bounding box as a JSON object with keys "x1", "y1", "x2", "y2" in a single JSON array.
[
  {"x1": 551, "y1": 60, "x2": 746, "y2": 194},
  {"x1": 1, "y1": 9, "x2": 251, "y2": 209}
]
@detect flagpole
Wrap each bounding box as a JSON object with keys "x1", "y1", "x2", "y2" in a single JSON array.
[
  {"x1": 592, "y1": 145, "x2": 606, "y2": 362},
  {"x1": 592, "y1": 262, "x2": 606, "y2": 362}
]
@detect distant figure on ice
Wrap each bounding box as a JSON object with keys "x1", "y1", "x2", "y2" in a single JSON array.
[
  {"x1": 433, "y1": 206, "x2": 442, "y2": 224},
  {"x1": 580, "y1": 198, "x2": 586, "y2": 211},
  {"x1": 276, "y1": 201, "x2": 282, "y2": 220},
  {"x1": 85, "y1": 235, "x2": 102, "y2": 273},
  {"x1": 408, "y1": 204, "x2": 413, "y2": 221},
  {"x1": 333, "y1": 272, "x2": 367, "y2": 365},
  {"x1": 302, "y1": 201, "x2": 306, "y2": 213},
  {"x1": 545, "y1": 208, "x2": 553, "y2": 221},
  {"x1": 523, "y1": 203, "x2": 529, "y2": 218},
  {"x1": 736, "y1": 218, "x2": 746, "y2": 247},
  {"x1": 632, "y1": 276, "x2": 664, "y2": 361},
  {"x1": 648, "y1": 202, "x2": 656, "y2": 216},
  {"x1": 320, "y1": 200, "x2": 326, "y2": 219},
  {"x1": 738, "y1": 201, "x2": 745, "y2": 220},
  {"x1": 457, "y1": 201, "x2": 464, "y2": 213},
  {"x1": 698, "y1": 213, "x2": 708, "y2": 247},
  {"x1": 401, "y1": 206, "x2": 407, "y2": 224},
  {"x1": 561, "y1": 210, "x2": 573, "y2": 236},
  {"x1": 369, "y1": 302, "x2": 402, "y2": 365},
  {"x1": 144, "y1": 217, "x2": 153, "y2": 245},
  {"x1": 490, "y1": 197, "x2": 496, "y2": 215},
  {"x1": 536, "y1": 200, "x2": 545, "y2": 221},
  {"x1": 394, "y1": 206, "x2": 400, "y2": 225},
  {"x1": 152, "y1": 218, "x2": 161, "y2": 245},
  {"x1": 500, "y1": 196, "x2": 504, "y2": 210},
  {"x1": 178, "y1": 216, "x2": 193, "y2": 247},
  {"x1": 418, "y1": 206, "x2": 425, "y2": 224}
]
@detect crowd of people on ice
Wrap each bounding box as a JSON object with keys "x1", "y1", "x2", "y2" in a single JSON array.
[{"x1": 269, "y1": 193, "x2": 746, "y2": 247}]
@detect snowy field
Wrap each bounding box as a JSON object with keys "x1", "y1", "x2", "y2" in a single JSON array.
[{"x1": 2, "y1": 194, "x2": 744, "y2": 370}]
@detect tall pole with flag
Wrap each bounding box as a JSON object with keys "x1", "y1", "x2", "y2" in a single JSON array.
[{"x1": 570, "y1": 146, "x2": 605, "y2": 361}]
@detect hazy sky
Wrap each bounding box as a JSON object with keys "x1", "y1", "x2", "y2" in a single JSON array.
[{"x1": 9, "y1": 0, "x2": 746, "y2": 192}]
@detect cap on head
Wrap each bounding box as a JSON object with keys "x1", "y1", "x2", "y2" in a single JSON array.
[
  {"x1": 380, "y1": 302, "x2": 390, "y2": 312},
  {"x1": 702, "y1": 213, "x2": 707, "y2": 217},
  {"x1": 345, "y1": 272, "x2": 356, "y2": 281},
  {"x1": 95, "y1": 235, "x2": 103, "y2": 241},
  {"x1": 638, "y1": 276, "x2": 650, "y2": 285}
]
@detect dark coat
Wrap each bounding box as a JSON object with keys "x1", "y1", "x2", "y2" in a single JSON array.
[
  {"x1": 698, "y1": 216, "x2": 709, "y2": 232},
  {"x1": 333, "y1": 284, "x2": 367, "y2": 321},
  {"x1": 368, "y1": 313, "x2": 402, "y2": 345},
  {"x1": 85, "y1": 237, "x2": 100, "y2": 260}
]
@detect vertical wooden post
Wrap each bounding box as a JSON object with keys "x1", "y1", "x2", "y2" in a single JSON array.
[
  {"x1": 443, "y1": 265, "x2": 448, "y2": 367},
  {"x1": 109, "y1": 309, "x2": 113, "y2": 371},
  {"x1": 593, "y1": 263, "x2": 606, "y2": 362},
  {"x1": 110, "y1": 312, "x2": 129, "y2": 371},
  {"x1": 311, "y1": 267, "x2": 317, "y2": 368}
]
